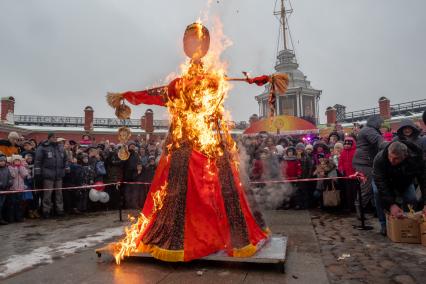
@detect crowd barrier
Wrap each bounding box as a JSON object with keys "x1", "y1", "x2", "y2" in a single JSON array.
[{"x1": 0, "y1": 172, "x2": 365, "y2": 195}]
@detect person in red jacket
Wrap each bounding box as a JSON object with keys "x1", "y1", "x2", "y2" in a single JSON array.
[
  {"x1": 338, "y1": 136, "x2": 358, "y2": 212},
  {"x1": 282, "y1": 147, "x2": 302, "y2": 180}
]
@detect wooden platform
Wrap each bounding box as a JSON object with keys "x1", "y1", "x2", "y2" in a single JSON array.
[{"x1": 96, "y1": 235, "x2": 287, "y2": 273}]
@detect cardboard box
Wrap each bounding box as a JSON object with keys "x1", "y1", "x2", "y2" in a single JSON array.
[
  {"x1": 421, "y1": 222, "x2": 426, "y2": 247},
  {"x1": 386, "y1": 214, "x2": 421, "y2": 244}
]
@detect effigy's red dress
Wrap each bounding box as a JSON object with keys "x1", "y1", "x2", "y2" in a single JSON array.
[{"x1": 117, "y1": 65, "x2": 269, "y2": 262}]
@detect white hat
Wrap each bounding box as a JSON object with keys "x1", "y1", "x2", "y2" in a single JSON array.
[
  {"x1": 57, "y1": 138, "x2": 66, "y2": 142},
  {"x1": 9, "y1": 154, "x2": 24, "y2": 163},
  {"x1": 8, "y1": 132, "x2": 20, "y2": 140}
]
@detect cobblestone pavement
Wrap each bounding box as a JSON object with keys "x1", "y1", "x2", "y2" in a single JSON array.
[{"x1": 311, "y1": 210, "x2": 426, "y2": 284}]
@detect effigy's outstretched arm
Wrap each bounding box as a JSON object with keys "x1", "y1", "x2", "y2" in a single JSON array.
[
  {"x1": 107, "y1": 86, "x2": 168, "y2": 108},
  {"x1": 106, "y1": 86, "x2": 168, "y2": 119},
  {"x1": 226, "y1": 73, "x2": 289, "y2": 117}
]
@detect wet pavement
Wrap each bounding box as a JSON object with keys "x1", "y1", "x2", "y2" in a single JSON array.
[
  {"x1": 1, "y1": 209, "x2": 424, "y2": 283},
  {"x1": 0, "y1": 210, "x2": 327, "y2": 284}
]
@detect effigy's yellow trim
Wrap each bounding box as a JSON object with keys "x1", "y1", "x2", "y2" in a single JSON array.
[
  {"x1": 137, "y1": 242, "x2": 184, "y2": 262},
  {"x1": 233, "y1": 243, "x2": 257, "y2": 258}
]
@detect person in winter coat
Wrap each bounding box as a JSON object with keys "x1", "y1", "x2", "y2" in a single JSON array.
[
  {"x1": 373, "y1": 140, "x2": 426, "y2": 235},
  {"x1": 0, "y1": 155, "x2": 13, "y2": 225},
  {"x1": 250, "y1": 151, "x2": 264, "y2": 181},
  {"x1": 128, "y1": 163, "x2": 149, "y2": 209},
  {"x1": 7, "y1": 155, "x2": 29, "y2": 222},
  {"x1": 295, "y1": 143, "x2": 314, "y2": 209},
  {"x1": 143, "y1": 156, "x2": 158, "y2": 183},
  {"x1": 123, "y1": 142, "x2": 141, "y2": 209},
  {"x1": 34, "y1": 132, "x2": 68, "y2": 218},
  {"x1": 104, "y1": 147, "x2": 123, "y2": 209},
  {"x1": 23, "y1": 153, "x2": 39, "y2": 219},
  {"x1": 352, "y1": 114, "x2": 384, "y2": 216},
  {"x1": 0, "y1": 132, "x2": 20, "y2": 157},
  {"x1": 75, "y1": 153, "x2": 96, "y2": 212},
  {"x1": 395, "y1": 118, "x2": 426, "y2": 156},
  {"x1": 332, "y1": 142, "x2": 343, "y2": 168},
  {"x1": 338, "y1": 136, "x2": 358, "y2": 213},
  {"x1": 313, "y1": 153, "x2": 337, "y2": 207},
  {"x1": 20, "y1": 141, "x2": 35, "y2": 161},
  {"x1": 312, "y1": 141, "x2": 330, "y2": 166},
  {"x1": 281, "y1": 147, "x2": 302, "y2": 180}
]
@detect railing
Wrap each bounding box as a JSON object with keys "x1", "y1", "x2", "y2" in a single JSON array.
[
  {"x1": 390, "y1": 99, "x2": 426, "y2": 115},
  {"x1": 339, "y1": 99, "x2": 426, "y2": 123},
  {"x1": 13, "y1": 114, "x2": 248, "y2": 130},
  {"x1": 14, "y1": 115, "x2": 170, "y2": 129},
  {"x1": 14, "y1": 115, "x2": 84, "y2": 126}
]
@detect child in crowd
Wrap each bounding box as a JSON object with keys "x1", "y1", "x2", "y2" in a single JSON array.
[
  {"x1": 7, "y1": 155, "x2": 29, "y2": 222},
  {"x1": 24, "y1": 153, "x2": 38, "y2": 218},
  {"x1": 332, "y1": 142, "x2": 344, "y2": 168},
  {"x1": 0, "y1": 155, "x2": 13, "y2": 225},
  {"x1": 312, "y1": 142, "x2": 330, "y2": 166},
  {"x1": 76, "y1": 153, "x2": 95, "y2": 212}
]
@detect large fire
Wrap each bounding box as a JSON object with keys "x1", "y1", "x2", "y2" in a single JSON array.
[{"x1": 113, "y1": 20, "x2": 238, "y2": 264}]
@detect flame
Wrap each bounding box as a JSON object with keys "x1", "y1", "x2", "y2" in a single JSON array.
[
  {"x1": 113, "y1": 17, "x2": 237, "y2": 264},
  {"x1": 114, "y1": 181, "x2": 168, "y2": 264}
]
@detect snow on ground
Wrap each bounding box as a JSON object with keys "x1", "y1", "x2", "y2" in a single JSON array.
[{"x1": 0, "y1": 226, "x2": 123, "y2": 279}]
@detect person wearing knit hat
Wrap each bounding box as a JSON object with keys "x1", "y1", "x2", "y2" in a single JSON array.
[
  {"x1": 0, "y1": 132, "x2": 21, "y2": 157},
  {"x1": 305, "y1": 144, "x2": 313, "y2": 154},
  {"x1": 295, "y1": 142, "x2": 305, "y2": 151}
]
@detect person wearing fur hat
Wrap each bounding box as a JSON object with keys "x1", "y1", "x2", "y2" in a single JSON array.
[
  {"x1": 0, "y1": 132, "x2": 21, "y2": 157},
  {"x1": 0, "y1": 155, "x2": 13, "y2": 225}
]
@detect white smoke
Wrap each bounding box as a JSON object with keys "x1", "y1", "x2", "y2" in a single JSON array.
[{"x1": 237, "y1": 140, "x2": 294, "y2": 210}]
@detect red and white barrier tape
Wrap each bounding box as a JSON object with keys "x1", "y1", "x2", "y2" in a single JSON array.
[{"x1": 0, "y1": 172, "x2": 365, "y2": 195}]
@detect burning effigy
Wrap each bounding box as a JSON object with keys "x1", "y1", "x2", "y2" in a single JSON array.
[{"x1": 106, "y1": 21, "x2": 288, "y2": 264}]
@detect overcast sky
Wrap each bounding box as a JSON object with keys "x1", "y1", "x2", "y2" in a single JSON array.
[{"x1": 1, "y1": 0, "x2": 425, "y2": 123}]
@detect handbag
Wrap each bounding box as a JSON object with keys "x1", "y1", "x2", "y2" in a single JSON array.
[{"x1": 323, "y1": 182, "x2": 340, "y2": 207}]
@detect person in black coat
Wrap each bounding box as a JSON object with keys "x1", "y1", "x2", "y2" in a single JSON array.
[
  {"x1": 34, "y1": 133, "x2": 68, "y2": 218},
  {"x1": 373, "y1": 140, "x2": 426, "y2": 234},
  {"x1": 352, "y1": 115, "x2": 384, "y2": 216},
  {"x1": 123, "y1": 142, "x2": 141, "y2": 209}
]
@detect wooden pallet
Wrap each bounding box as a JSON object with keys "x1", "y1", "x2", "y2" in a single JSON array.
[{"x1": 96, "y1": 235, "x2": 287, "y2": 273}]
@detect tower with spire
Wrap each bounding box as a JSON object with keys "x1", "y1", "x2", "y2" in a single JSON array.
[{"x1": 255, "y1": 0, "x2": 321, "y2": 125}]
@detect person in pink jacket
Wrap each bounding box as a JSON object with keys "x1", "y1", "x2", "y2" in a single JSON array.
[{"x1": 7, "y1": 155, "x2": 29, "y2": 222}]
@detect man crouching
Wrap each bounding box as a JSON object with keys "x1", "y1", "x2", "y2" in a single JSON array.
[{"x1": 373, "y1": 141, "x2": 426, "y2": 235}]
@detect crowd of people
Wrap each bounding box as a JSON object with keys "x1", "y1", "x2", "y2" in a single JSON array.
[
  {"x1": 242, "y1": 114, "x2": 426, "y2": 235},
  {"x1": 0, "y1": 112, "x2": 425, "y2": 237},
  {"x1": 0, "y1": 132, "x2": 162, "y2": 224}
]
